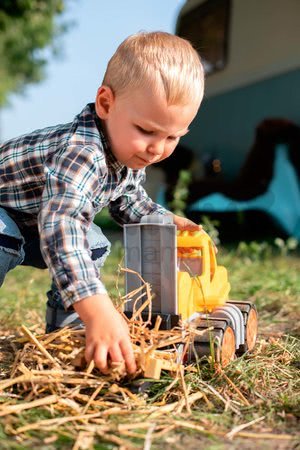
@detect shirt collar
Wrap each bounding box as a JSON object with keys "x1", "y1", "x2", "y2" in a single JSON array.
[{"x1": 92, "y1": 105, "x2": 125, "y2": 173}]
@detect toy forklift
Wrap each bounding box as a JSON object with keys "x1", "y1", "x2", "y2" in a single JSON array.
[{"x1": 124, "y1": 215, "x2": 258, "y2": 366}]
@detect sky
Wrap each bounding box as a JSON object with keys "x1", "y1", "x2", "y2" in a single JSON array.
[{"x1": 2, "y1": 0, "x2": 185, "y2": 142}]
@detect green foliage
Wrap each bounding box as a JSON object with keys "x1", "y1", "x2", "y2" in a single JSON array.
[
  {"x1": 94, "y1": 208, "x2": 121, "y2": 230},
  {"x1": 236, "y1": 240, "x2": 273, "y2": 262},
  {"x1": 168, "y1": 169, "x2": 191, "y2": 216},
  {"x1": 274, "y1": 237, "x2": 299, "y2": 256},
  {"x1": 0, "y1": 0, "x2": 68, "y2": 105},
  {"x1": 236, "y1": 237, "x2": 299, "y2": 263}
]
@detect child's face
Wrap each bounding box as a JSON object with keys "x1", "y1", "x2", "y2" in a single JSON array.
[{"x1": 96, "y1": 85, "x2": 199, "y2": 169}]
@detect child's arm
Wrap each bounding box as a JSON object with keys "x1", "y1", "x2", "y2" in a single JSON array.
[
  {"x1": 39, "y1": 145, "x2": 137, "y2": 373},
  {"x1": 73, "y1": 294, "x2": 136, "y2": 374},
  {"x1": 108, "y1": 173, "x2": 168, "y2": 225}
]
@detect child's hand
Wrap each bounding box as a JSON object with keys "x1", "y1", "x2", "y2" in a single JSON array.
[
  {"x1": 172, "y1": 214, "x2": 202, "y2": 231},
  {"x1": 73, "y1": 294, "x2": 136, "y2": 375},
  {"x1": 172, "y1": 214, "x2": 218, "y2": 253}
]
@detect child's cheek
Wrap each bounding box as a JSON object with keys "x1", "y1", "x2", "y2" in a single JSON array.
[
  {"x1": 164, "y1": 144, "x2": 177, "y2": 158},
  {"x1": 131, "y1": 136, "x2": 145, "y2": 152}
]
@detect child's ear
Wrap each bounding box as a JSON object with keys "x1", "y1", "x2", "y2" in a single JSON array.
[{"x1": 95, "y1": 85, "x2": 114, "y2": 119}]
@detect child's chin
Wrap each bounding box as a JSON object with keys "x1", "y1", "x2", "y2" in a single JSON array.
[
  {"x1": 126, "y1": 159, "x2": 148, "y2": 170},
  {"x1": 127, "y1": 163, "x2": 146, "y2": 170}
]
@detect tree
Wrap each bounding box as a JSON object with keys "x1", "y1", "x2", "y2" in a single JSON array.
[{"x1": 0, "y1": 0, "x2": 68, "y2": 106}]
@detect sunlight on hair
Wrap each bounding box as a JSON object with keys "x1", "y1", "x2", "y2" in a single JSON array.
[{"x1": 102, "y1": 31, "x2": 204, "y2": 106}]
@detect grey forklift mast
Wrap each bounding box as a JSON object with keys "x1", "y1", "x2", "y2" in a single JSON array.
[{"x1": 123, "y1": 214, "x2": 178, "y2": 315}]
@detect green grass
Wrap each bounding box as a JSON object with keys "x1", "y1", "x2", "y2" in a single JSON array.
[{"x1": 0, "y1": 240, "x2": 299, "y2": 449}]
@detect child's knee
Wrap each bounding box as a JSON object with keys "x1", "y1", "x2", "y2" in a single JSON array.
[
  {"x1": 88, "y1": 223, "x2": 111, "y2": 268},
  {"x1": 0, "y1": 209, "x2": 25, "y2": 285},
  {"x1": 0, "y1": 235, "x2": 24, "y2": 286}
]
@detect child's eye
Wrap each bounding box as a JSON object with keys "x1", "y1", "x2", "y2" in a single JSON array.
[
  {"x1": 168, "y1": 135, "x2": 179, "y2": 141},
  {"x1": 136, "y1": 125, "x2": 153, "y2": 135}
]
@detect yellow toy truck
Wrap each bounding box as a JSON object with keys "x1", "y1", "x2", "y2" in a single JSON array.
[{"x1": 124, "y1": 215, "x2": 258, "y2": 366}]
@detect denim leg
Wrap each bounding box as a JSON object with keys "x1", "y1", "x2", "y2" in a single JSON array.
[
  {"x1": 21, "y1": 235, "x2": 47, "y2": 269},
  {"x1": 46, "y1": 223, "x2": 111, "y2": 331},
  {"x1": 0, "y1": 208, "x2": 25, "y2": 286}
]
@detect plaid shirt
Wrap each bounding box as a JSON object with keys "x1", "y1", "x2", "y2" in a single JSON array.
[{"x1": 0, "y1": 103, "x2": 168, "y2": 307}]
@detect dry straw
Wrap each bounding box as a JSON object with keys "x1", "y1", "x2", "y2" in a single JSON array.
[{"x1": 0, "y1": 270, "x2": 297, "y2": 447}]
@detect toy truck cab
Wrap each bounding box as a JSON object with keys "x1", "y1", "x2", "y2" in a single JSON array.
[{"x1": 177, "y1": 230, "x2": 230, "y2": 321}]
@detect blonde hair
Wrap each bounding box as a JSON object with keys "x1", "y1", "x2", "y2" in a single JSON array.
[{"x1": 102, "y1": 31, "x2": 204, "y2": 106}]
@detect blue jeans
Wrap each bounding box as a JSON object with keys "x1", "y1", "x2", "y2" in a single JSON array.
[{"x1": 0, "y1": 207, "x2": 111, "y2": 326}]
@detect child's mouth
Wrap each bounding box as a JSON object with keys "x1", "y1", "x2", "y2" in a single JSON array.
[{"x1": 136, "y1": 155, "x2": 150, "y2": 164}]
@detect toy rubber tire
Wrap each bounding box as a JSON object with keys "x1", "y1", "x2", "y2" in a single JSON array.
[{"x1": 191, "y1": 324, "x2": 236, "y2": 367}]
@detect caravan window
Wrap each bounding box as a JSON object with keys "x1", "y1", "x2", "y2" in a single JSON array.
[{"x1": 177, "y1": 0, "x2": 231, "y2": 75}]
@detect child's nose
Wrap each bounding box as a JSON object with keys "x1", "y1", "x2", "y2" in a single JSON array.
[{"x1": 147, "y1": 141, "x2": 165, "y2": 157}]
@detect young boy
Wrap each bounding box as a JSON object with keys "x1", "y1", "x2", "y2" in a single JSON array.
[{"x1": 0, "y1": 31, "x2": 204, "y2": 374}]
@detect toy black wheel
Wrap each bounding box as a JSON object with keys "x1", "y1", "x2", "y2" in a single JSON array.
[{"x1": 189, "y1": 319, "x2": 236, "y2": 367}]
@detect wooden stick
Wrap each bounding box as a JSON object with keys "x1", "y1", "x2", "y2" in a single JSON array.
[
  {"x1": 145, "y1": 283, "x2": 152, "y2": 324},
  {"x1": 144, "y1": 423, "x2": 156, "y2": 450},
  {"x1": 226, "y1": 416, "x2": 265, "y2": 439},
  {"x1": 235, "y1": 431, "x2": 293, "y2": 440},
  {"x1": 99, "y1": 431, "x2": 135, "y2": 449},
  {"x1": 220, "y1": 370, "x2": 251, "y2": 407},
  {"x1": 72, "y1": 431, "x2": 94, "y2": 450},
  {"x1": 154, "y1": 315, "x2": 162, "y2": 332},
  {"x1": 118, "y1": 422, "x2": 158, "y2": 431},
  {"x1": 0, "y1": 395, "x2": 58, "y2": 417},
  {"x1": 85, "y1": 360, "x2": 94, "y2": 375},
  {"x1": 81, "y1": 382, "x2": 105, "y2": 414},
  {"x1": 120, "y1": 267, "x2": 147, "y2": 285},
  {"x1": 15, "y1": 412, "x2": 102, "y2": 434},
  {"x1": 176, "y1": 391, "x2": 204, "y2": 414},
  {"x1": 0, "y1": 374, "x2": 39, "y2": 391},
  {"x1": 130, "y1": 291, "x2": 148, "y2": 311},
  {"x1": 20, "y1": 325, "x2": 58, "y2": 366},
  {"x1": 179, "y1": 366, "x2": 191, "y2": 414},
  {"x1": 130, "y1": 297, "x2": 151, "y2": 322},
  {"x1": 198, "y1": 380, "x2": 240, "y2": 415}
]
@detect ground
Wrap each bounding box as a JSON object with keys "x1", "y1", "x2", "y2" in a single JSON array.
[{"x1": 0, "y1": 238, "x2": 299, "y2": 449}]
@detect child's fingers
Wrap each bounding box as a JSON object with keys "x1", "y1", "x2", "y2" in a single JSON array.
[
  {"x1": 120, "y1": 339, "x2": 137, "y2": 374},
  {"x1": 175, "y1": 217, "x2": 218, "y2": 252},
  {"x1": 109, "y1": 344, "x2": 124, "y2": 364},
  {"x1": 85, "y1": 342, "x2": 95, "y2": 364},
  {"x1": 176, "y1": 218, "x2": 202, "y2": 231},
  {"x1": 93, "y1": 345, "x2": 110, "y2": 374},
  {"x1": 186, "y1": 223, "x2": 202, "y2": 231}
]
